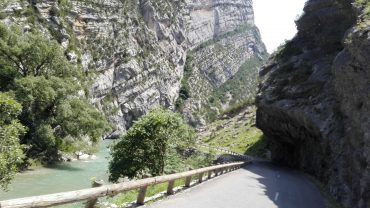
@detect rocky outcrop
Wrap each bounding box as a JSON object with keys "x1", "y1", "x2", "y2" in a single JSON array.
[
  {"x1": 256, "y1": 0, "x2": 369, "y2": 207},
  {"x1": 1, "y1": 0, "x2": 266, "y2": 134}
]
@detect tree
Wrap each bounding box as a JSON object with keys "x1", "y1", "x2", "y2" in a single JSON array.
[
  {"x1": 0, "y1": 23, "x2": 110, "y2": 163},
  {"x1": 12, "y1": 64, "x2": 110, "y2": 163},
  {"x1": 0, "y1": 23, "x2": 75, "y2": 78},
  {"x1": 0, "y1": 93, "x2": 26, "y2": 190},
  {"x1": 109, "y1": 108, "x2": 195, "y2": 182}
]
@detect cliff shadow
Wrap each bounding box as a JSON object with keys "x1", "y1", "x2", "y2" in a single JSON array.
[{"x1": 241, "y1": 161, "x2": 326, "y2": 208}]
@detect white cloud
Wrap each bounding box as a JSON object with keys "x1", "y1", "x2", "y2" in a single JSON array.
[{"x1": 253, "y1": 0, "x2": 306, "y2": 53}]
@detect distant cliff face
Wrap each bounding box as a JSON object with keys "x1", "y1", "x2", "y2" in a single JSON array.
[
  {"x1": 256, "y1": 0, "x2": 369, "y2": 207},
  {"x1": 182, "y1": 0, "x2": 267, "y2": 126},
  {"x1": 1, "y1": 0, "x2": 266, "y2": 135}
]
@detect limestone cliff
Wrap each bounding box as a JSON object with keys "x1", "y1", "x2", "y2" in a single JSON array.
[
  {"x1": 256, "y1": 0, "x2": 369, "y2": 207},
  {"x1": 1, "y1": 0, "x2": 266, "y2": 135},
  {"x1": 2, "y1": 0, "x2": 188, "y2": 137},
  {"x1": 181, "y1": 0, "x2": 267, "y2": 126}
]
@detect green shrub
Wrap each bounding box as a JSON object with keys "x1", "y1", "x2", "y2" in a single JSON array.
[{"x1": 109, "y1": 108, "x2": 196, "y2": 181}]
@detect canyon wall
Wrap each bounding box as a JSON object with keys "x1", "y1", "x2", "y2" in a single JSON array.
[
  {"x1": 1, "y1": 0, "x2": 266, "y2": 135},
  {"x1": 256, "y1": 0, "x2": 370, "y2": 207},
  {"x1": 182, "y1": 0, "x2": 267, "y2": 126}
]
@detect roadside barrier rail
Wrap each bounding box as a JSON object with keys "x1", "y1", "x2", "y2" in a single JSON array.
[{"x1": 0, "y1": 162, "x2": 247, "y2": 208}]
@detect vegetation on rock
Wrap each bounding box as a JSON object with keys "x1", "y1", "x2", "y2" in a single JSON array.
[{"x1": 199, "y1": 106, "x2": 267, "y2": 158}]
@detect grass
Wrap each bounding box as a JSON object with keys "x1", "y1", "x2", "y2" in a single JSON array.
[
  {"x1": 199, "y1": 107, "x2": 268, "y2": 158},
  {"x1": 204, "y1": 126, "x2": 265, "y2": 156},
  {"x1": 108, "y1": 179, "x2": 186, "y2": 206}
]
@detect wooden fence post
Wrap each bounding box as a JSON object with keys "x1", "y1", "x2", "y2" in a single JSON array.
[
  {"x1": 198, "y1": 172, "x2": 204, "y2": 183},
  {"x1": 167, "y1": 180, "x2": 175, "y2": 195},
  {"x1": 185, "y1": 176, "x2": 192, "y2": 187},
  {"x1": 85, "y1": 179, "x2": 103, "y2": 208},
  {"x1": 208, "y1": 170, "x2": 213, "y2": 179},
  {"x1": 137, "y1": 186, "x2": 148, "y2": 205},
  {"x1": 136, "y1": 174, "x2": 150, "y2": 205},
  {"x1": 185, "y1": 168, "x2": 193, "y2": 187}
]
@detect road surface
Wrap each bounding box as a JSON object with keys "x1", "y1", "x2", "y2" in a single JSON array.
[{"x1": 145, "y1": 162, "x2": 325, "y2": 208}]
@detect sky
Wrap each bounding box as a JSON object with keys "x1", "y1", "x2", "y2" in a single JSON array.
[{"x1": 253, "y1": 0, "x2": 307, "y2": 53}]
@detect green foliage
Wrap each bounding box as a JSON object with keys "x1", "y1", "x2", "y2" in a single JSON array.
[
  {"x1": 56, "y1": 98, "x2": 110, "y2": 143},
  {"x1": 201, "y1": 56, "x2": 264, "y2": 122},
  {"x1": 109, "y1": 108, "x2": 196, "y2": 182},
  {"x1": 0, "y1": 93, "x2": 26, "y2": 190},
  {"x1": 0, "y1": 23, "x2": 76, "y2": 77},
  {"x1": 12, "y1": 74, "x2": 109, "y2": 163},
  {"x1": 175, "y1": 53, "x2": 193, "y2": 110},
  {"x1": 201, "y1": 107, "x2": 267, "y2": 157},
  {"x1": 0, "y1": 23, "x2": 109, "y2": 164},
  {"x1": 354, "y1": 0, "x2": 370, "y2": 29}
]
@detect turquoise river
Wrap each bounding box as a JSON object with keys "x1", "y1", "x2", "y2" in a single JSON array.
[{"x1": 0, "y1": 140, "x2": 113, "y2": 205}]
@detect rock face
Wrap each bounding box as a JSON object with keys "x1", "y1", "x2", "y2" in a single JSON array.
[
  {"x1": 1, "y1": 0, "x2": 266, "y2": 134},
  {"x1": 181, "y1": 0, "x2": 267, "y2": 126},
  {"x1": 2, "y1": 0, "x2": 188, "y2": 137},
  {"x1": 256, "y1": 0, "x2": 369, "y2": 207}
]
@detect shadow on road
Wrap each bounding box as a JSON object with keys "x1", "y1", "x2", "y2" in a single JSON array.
[{"x1": 241, "y1": 161, "x2": 326, "y2": 208}]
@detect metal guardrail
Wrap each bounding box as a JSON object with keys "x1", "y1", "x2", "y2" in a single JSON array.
[{"x1": 0, "y1": 162, "x2": 247, "y2": 208}]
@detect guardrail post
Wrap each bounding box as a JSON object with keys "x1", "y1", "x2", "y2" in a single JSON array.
[
  {"x1": 198, "y1": 172, "x2": 204, "y2": 183},
  {"x1": 137, "y1": 174, "x2": 150, "y2": 205},
  {"x1": 167, "y1": 180, "x2": 175, "y2": 195},
  {"x1": 137, "y1": 186, "x2": 148, "y2": 205},
  {"x1": 185, "y1": 176, "x2": 192, "y2": 187},
  {"x1": 85, "y1": 179, "x2": 103, "y2": 208},
  {"x1": 185, "y1": 168, "x2": 193, "y2": 187},
  {"x1": 208, "y1": 170, "x2": 213, "y2": 179},
  {"x1": 216, "y1": 168, "x2": 220, "y2": 176}
]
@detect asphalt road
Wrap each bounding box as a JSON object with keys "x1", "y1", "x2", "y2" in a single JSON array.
[{"x1": 145, "y1": 162, "x2": 326, "y2": 208}]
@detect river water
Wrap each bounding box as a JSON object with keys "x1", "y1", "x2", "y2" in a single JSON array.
[{"x1": 0, "y1": 140, "x2": 113, "y2": 202}]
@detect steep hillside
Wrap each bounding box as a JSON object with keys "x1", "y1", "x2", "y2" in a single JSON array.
[
  {"x1": 256, "y1": 0, "x2": 369, "y2": 207},
  {"x1": 1, "y1": 0, "x2": 266, "y2": 136},
  {"x1": 198, "y1": 106, "x2": 267, "y2": 157},
  {"x1": 181, "y1": 0, "x2": 267, "y2": 126},
  {"x1": 1, "y1": 0, "x2": 188, "y2": 138}
]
